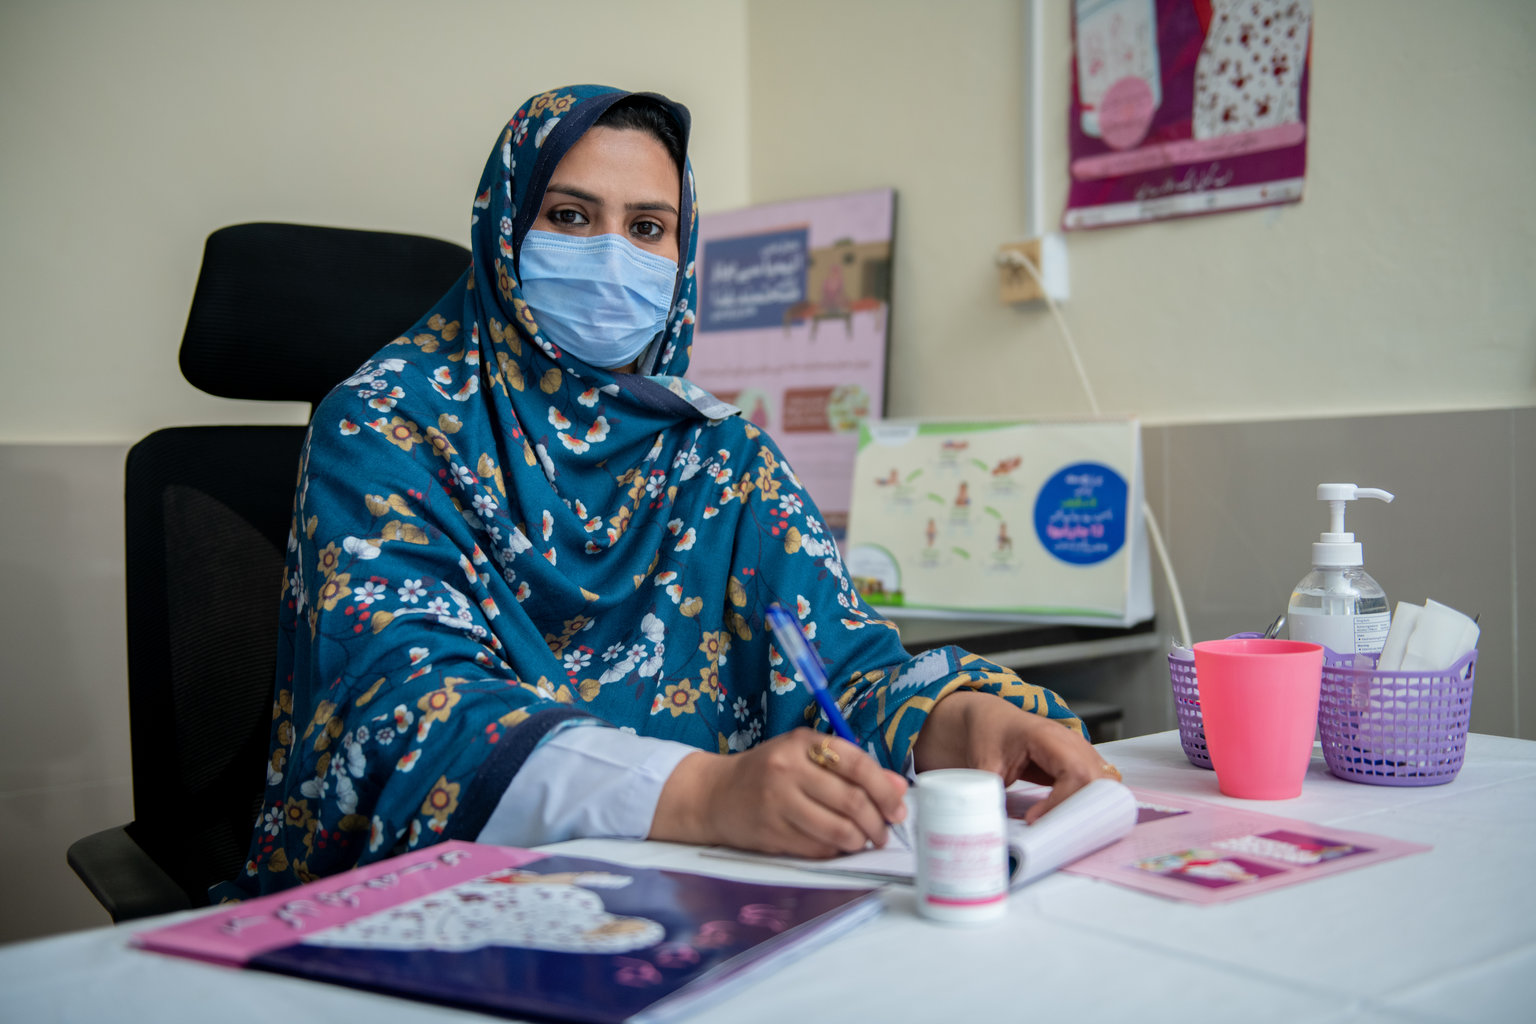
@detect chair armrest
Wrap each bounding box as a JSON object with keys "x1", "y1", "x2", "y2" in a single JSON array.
[{"x1": 67, "y1": 826, "x2": 196, "y2": 923}]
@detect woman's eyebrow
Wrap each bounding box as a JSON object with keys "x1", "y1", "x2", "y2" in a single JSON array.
[
  {"x1": 545, "y1": 184, "x2": 678, "y2": 217},
  {"x1": 544, "y1": 184, "x2": 603, "y2": 204}
]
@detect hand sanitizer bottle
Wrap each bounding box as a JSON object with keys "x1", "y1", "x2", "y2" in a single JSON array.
[{"x1": 1287, "y1": 484, "x2": 1394, "y2": 657}]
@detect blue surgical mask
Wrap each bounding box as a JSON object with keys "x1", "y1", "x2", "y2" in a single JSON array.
[{"x1": 517, "y1": 230, "x2": 678, "y2": 369}]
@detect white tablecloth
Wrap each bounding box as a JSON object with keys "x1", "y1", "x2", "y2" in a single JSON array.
[{"x1": 5, "y1": 732, "x2": 1533, "y2": 1023}]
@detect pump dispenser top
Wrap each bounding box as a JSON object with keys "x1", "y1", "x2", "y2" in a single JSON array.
[
  {"x1": 1287, "y1": 483, "x2": 1395, "y2": 657},
  {"x1": 1312, "y1": 484, "x2": 1394, "y2": 568}
]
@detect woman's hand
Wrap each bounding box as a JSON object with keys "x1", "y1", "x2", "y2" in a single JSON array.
[
  {"x1": 650, "y1": 728, "x2": 909, "y2": 857},
  {"x1": 911, "y1": 690, "x2": 1114, "y2": 824}
]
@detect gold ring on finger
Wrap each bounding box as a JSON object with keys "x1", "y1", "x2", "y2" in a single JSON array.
[
  {"x1": 807, "y1": 737, "x2": 840, "y2": 770},
  {"x1": 1101, "y1": 762, "x2": 1122, "y2": 782}
]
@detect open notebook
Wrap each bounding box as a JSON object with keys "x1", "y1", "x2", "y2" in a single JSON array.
[
  {"x1": 705, "y1": 777, "x2": 1138, "y2": 889},
  {"x1": 706, "y1": 777, "x2": 1432, "y2": 905},
  {"x1": 133, "y1": 842, "x2": 883, "y2": 1024}
]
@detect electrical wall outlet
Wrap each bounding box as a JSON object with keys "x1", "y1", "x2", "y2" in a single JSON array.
[
  {"x1": 996, "y1": 234, "x2": 1070, "y2": 304},
  {"x1": 997, "y1": 240, "x2": 1044, "y2": 303}
]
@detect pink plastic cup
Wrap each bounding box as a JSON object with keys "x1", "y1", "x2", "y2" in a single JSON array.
[{"x1": 1192, "y1": 638, "x2": 1325, "y2": 799}]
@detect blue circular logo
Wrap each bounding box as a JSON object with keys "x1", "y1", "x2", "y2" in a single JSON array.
[{"x1": 1033, "y1": 463, "x2": 1128, "y2": 565}]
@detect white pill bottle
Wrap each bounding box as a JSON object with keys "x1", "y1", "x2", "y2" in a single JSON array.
[{"x1": 913, "y1": 769, "x2": 1009, "y2": 924}]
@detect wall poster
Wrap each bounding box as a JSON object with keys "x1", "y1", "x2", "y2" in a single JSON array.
[
  {"x1": 1065, "y1": 0, "x2": 1313, "y2": 229},
  {"x1": 688, "y1": 188, "x2": 894, "y2": 541},
  {"x1": 844, "y1": 419, "x2": 1154, "y2": 627}
]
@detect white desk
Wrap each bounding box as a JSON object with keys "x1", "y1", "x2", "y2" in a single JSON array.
[{"x1": 5, "y1": 732, "x2": 1533, "y2": 1023}]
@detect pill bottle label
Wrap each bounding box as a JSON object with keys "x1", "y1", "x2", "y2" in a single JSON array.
[{"x1": 919, "y1": 829, "x2": 1007, "y2": 908}]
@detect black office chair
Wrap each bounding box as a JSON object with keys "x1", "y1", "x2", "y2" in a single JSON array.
[{"x1": 66, "y1": 222, "x2": 470, "y2": 922}]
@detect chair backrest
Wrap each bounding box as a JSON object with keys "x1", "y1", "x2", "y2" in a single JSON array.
[
  {"x1": 181, "y1": 221, "x2": 472, "y2": 406},
  {"x1": 123, "y1": 223, "x2": 469, "y2": 902}
]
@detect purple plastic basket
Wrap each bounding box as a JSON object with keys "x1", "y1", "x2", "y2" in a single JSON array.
[
  {"x1": 1318, "y1": 650, "x2": 1477, "y2": 786},
  {"x1": 1167, "y1": 632, "x2": 1263, "y2": 770},
  {"x1": 1168, "y1": 650, "x2": 1211, "y2": 769}
]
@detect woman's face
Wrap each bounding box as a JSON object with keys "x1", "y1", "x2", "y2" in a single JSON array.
[{"x1": 533, "y1": 125, "x2": 682, "y2": 263}]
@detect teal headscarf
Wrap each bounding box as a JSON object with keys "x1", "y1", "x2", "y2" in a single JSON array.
[{"x1": 232, "y1": 85, "x2": 1085, "y2": 896}]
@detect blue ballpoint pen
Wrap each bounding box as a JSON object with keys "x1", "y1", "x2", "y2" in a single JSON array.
[{"x1": 764, "y1": 603, "x2": 912, "y2": 850}]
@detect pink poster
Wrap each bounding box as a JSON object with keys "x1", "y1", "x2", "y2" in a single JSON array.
[
  {"x1": 1058, "y1": 786, "x2": 1429, "y2": 904},
  {"x1": 689, "y1": 189, "x2": 894, "y2": 540},
  {"x1": 1065, "y1": 0, "x2": 1312, "y2": 229}
]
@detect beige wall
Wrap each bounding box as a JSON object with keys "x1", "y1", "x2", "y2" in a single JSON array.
[
  {"x1": 8, "y1": 0, "x2": 1531, "y2": 439},
  {"x1": 0, "y1": 0, "x2": 751, "y2": 443},
  {"x1": 745, "y1": 0, "x2": 1536, "y2": 425}
]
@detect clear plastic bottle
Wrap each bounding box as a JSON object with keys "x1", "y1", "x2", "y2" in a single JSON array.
[{"x1": 1286, "y1": 484, "x2": 1394, "y2": 657}]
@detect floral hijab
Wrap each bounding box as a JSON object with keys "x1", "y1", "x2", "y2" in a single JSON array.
[{"x1": 230, "y1": 85, "x2": 1084, "y2": 897}]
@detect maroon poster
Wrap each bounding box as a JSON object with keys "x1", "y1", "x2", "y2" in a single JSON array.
[{"x1": 1065, "y1": 0, "x2": 1313, "y2": 229}]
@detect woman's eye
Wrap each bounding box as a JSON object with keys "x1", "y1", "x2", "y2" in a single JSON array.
[
  {"x1": 549, "y1": 208, "x2": 587, "y2": 226},
  {"x1": 632, "y1": 220, "x2": 663, "y2": 240}
]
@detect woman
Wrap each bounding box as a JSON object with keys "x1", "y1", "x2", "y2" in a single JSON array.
[{"x1": 230, "y1": 85, "x2": 1113, "y2": 897}]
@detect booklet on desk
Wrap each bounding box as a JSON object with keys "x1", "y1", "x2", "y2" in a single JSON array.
[
  {"x1": 704, "y1": 778, "x2": 1431, "y2": 906},
  {"x1": 1060, "y1": 786, "x2": 1432, "y2": 904},
  {"x1": 705, "y1": 778, "x2": 1139, "y2": 890},
  {"x1": 131, "y1": 841, "x2": 883, "y2": 1024}
]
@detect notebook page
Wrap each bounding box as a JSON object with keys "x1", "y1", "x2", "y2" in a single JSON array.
[
  {"x1": 702, "y1": 779, "x2": 1136, "y2": 888},
  {"x1": 1005, "y1": 779, "x2": 1138, "y2": 886}
]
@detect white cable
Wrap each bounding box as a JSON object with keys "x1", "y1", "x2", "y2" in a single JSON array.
[
  {"x1": 1009, "y1": 249, "x2": 1192, "y2": 648},
  {"x1": 1009, "y1": 253, "x2": 1099, "y2": 416},
  {"x1": 1141, "y1": 502, "x2": 1192, "y2": 648}
]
